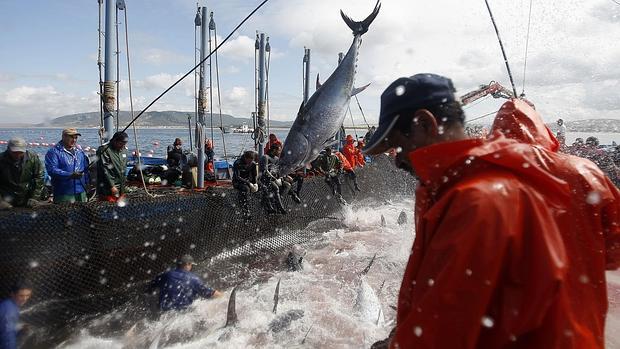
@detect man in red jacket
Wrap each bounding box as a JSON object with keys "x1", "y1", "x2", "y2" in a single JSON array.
[{"x1": 364, "y1": 73, "x2": 620, "y2": 348}]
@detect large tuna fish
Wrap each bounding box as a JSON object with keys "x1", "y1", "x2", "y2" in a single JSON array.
[{"x1": 278, "y1": 1, "x2": 381, "y2": 175}]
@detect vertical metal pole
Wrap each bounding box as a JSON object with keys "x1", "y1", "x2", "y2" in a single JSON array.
[
  {"x1": 197, "y1": 6, "x2": 208, "y2": 188},
  {"x1": 103, "y1": 0, "x2": 117, "y2": 142},
  {"x1": 303, "y1": 48, "x2": 310, "y2": 104},
  {"x1": 187, "y1": 114, "x2": 193, "y2": 152},
  {"x1": 257, "y1": 33, "x2": 267, "y2": 160}
]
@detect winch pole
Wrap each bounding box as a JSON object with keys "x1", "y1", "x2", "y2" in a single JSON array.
[
  {"x1": 257, "y1": 33, "x2": 267, "y2": 159},
  {"x1": 102, "y1": 0, "x2": 117, "y2": 142},
  {"x1": 197, "y1": 6, "x2": 209, "y2": 188},
  {"x1": 303, "y1": 48, "x2": 310, "y2": 104}
]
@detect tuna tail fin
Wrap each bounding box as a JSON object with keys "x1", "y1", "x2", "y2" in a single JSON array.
[
  {"x1": 340, "y1": 0, "x2": 381, "y2": 36},
  {"x1": 360, "y1": 253, "x2": 377, "y2": 275},
  {"x1": 351, "y1": 83, "x2": 371, "y2": 96},
  {"x1": 273, "y1": 278, "x2": 281, "y2": 314},
  {"x1": 225, "y1": 286, "x2": 238, "y2": 327}
]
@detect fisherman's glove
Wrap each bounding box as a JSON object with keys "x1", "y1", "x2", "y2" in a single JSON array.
[
  {"x1": 26, "y1": 199, "x2": 39, "y2": 208},
  {"x1": 0, "y1": 200, "x2": 12, "y2": 210}
]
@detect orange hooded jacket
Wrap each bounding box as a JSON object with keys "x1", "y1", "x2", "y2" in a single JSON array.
[
  {"x1": 343, "y1": 135, "x2": 358, "y2": 168},
  {"x1": 334, "y1": 151, "x2": 353, "y2": 172},
  {"x1": 390, "y1": 99, "x2": 620, "y2": 349}
]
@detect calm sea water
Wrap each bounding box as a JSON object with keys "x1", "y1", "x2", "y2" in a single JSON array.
[{"x1": 0, "y1": 128, "x2": 617, "y2": 161}]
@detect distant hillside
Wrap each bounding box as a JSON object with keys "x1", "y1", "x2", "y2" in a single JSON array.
[
  {"x1": 34, "y1": 111, "x2": 292, "y2": 128},
  {"x1": 545, "y1": 119, "x2": 620, "y2": 133}
]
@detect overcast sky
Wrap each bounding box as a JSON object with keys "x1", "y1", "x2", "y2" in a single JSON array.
[{"x1": 0, "y1": 0, "x2": 619, "y2": 125}]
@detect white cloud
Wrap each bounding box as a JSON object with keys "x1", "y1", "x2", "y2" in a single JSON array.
[
  {"x1": 140, "y1": 48, "x2": 191, "y2": 66},
  {"x1": 217, "y1": 35, "x2": 256, "y2": 61}
]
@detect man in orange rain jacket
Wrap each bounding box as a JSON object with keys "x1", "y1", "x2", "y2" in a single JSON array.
[
  {"x1": 342, "y1": 135, "x2": 358, "y2": 168},
  {"x1": 335, "y1": 150, "x2": 361, "y2": 192},
  {"x1": 264, "y1": 134, "x2": 282, "y2": 155},
  {"x1": 356, "y1": 139, "x2": 366, "y2": 167},
  {"x1": 364, "y1": 73, "x2": 620, "y2": 349}
]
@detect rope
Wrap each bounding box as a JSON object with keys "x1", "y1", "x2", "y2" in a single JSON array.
[
  {"x1": 266, "y1": 48, "x2": 271, "y2": 136},
  {"x1": 123, "y1": 5, "x2": 152, "y2": 197},
  {"x1": 484, "y1": 0, "x2": 518, "y2": 97},
  {"x1": 521, "y1": 0, "x2": 533, "y2": 96},
  {"x1": 119, "y1": 0, "x2": 271, "y2": 134},
  {"x1": 97, "y1": 0, "x2": 104, "y2": 145},
  {"x1": 212, "y1": 14, "x2": 232, "y2": 178},
  {"x1": 465, "y1": 109, "x2": 499, "y2": 124},
  {"x1": 208, "y1": 13, "x2": 214, "y2": 144},
  {"x1": 353, "y1": 95, "x2": 370, "y2": 129},
  {"x1": 115, "y1": 5, "x2": 121, "y2": 132}
]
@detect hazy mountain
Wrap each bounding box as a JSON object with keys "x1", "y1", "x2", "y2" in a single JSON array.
[{"x1": 31, "y1": 111, "x2": 292, "y2": 128}]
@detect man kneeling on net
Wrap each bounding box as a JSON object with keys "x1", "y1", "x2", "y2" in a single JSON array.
[
  {"x1": 232, "y1": 150, "x2": 259, "y2": 217},
  {"x1": 260, "y1": 144, "x2": 301, "y2": 214},
  {"x1": 148, "y1": 254, "x2": 222, "y2": 311}
]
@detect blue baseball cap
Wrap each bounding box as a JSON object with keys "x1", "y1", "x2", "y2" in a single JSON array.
[{"x1": 363, "y1": 73, "x2": 457, "y2": 155}]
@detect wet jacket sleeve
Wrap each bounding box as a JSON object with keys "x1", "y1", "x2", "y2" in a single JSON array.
[
  {"x1": 30, "y1": 153, "x2": 44, "y2": 200},
  {"x1": 97, "y1": 149, "x2": 116, "y2": 188},
  {"x1": 45, "y1": 150, "x2": 72, "y2": 178},
  {"x1": 191, "y1": 276, "x2": 215, "y2": 299},
  {"x1": 603, "y1": 177, "x2": 620, "y2": 270},
  {"x1": 0, "y1": 302, "x2": 17, "y2": 349},
  {"x1": 391, "y1": 184, "x2": 565, "y2": 349},
  {"x1": 232, "y1": 162, "x2": 249, "y2": 185}
]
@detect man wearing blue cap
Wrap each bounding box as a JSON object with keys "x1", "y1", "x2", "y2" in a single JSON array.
[{"x1": 365, "y1": 74, "x2": 620, "y2": 348}]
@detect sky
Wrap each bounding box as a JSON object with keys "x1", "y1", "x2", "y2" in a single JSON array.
[{"x1": 0, "y1": 0, "x2": 619, "y2": 125}]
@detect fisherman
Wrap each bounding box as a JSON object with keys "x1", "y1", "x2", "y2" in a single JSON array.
[
  {"x1": 259, "y1": 144, "x2": 287, "y2": 214},
  {"x1": 96, "y1": 131, "x2": 128, "y2": 202},
  {"x1": 314, "y1": 147, "x2": 343, "y2": 199},
  {"x1": 363, "y1": 73, "x2": 620, "y2": 348},
  {"x1": 148, "y1": 254, "x2": 222, "y2": 311},
  {"x1": 355, "y1": 139, "x2": 366, "y2": 167},
  {"x1": 334, "y1": 150, "x2": 360, "y2": 192},
  {"x1": 581, "y1": 136, "x2": 620, "y2": 186},
  {"x1": 0, "y1": 138, "x2": 44, "y2": 209},
  {"x1": 204, "y1": 138, "x2": 216, "y2": 181},
  {"x1": 166, "y1": 138, "x2": 184, "y2": 169},
  {"x1": 342, "y1": 135, "x2": 359, "y2": 168},
  {"x1": 264, "y1": 133, "x2": 282, "y2": 155},
  {"x1": 363, "y1": 126, "x2": 376, "y2": 144},
  {"x1": 0, "y1": 281, "x2": 33, "y2": 349},
  {"x1": 44, "y1": 128, "x2": 90, "y2": 203},
  {"x1": 232, "y1": 150, "x2": 258, "y2": 216},
  {"x1": 556, "y1": 118, "x2": 567, "y2": 146}
]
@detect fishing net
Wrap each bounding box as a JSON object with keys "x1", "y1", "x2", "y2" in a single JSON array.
[{"x1": 0, "y1": 155, "x2": 414, "y2": 336}]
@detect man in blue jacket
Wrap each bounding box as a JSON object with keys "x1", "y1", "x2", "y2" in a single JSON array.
[
  {"x1": 0, "y1": 282, "x2": 32, "y2": 349},
  {"x1": 148, "y1": 254, "x2": 222, "y2": 311},
  {"x1": 44, "y1": 128, "x2": 90, "y2": 203}
]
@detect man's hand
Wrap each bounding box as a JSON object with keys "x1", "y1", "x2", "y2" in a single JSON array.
[
  {"x1": 70, "y1": 171, "x2": 83, "y2": 179},
  {"x1": 26, "y1": 199, "x2": 39, "y2": 208},
  {"x1": 0, "y1": 200, "x2": 12, "y2": 210},
  {"x1": 110, "y1": 186, "x2": 119, "y2": 196}
]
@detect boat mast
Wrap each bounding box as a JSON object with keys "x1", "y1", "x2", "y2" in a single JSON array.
[
  {"x1": 303, "y1": 48, "x2": 310, "y2": 104},
  {"x1": 102, "y1": 0, "x2": 117, "y2": 142},
  {"x1": 256, "y1": 33, "x2": 268, "y2": 158},
  {"x1": 197, "y1": 6, "x2": 208, "y2": 188}
]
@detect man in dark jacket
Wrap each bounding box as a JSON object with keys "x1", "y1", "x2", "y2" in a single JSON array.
[
  {"x1": 44, "y1": 128, "x2": 89, "y2": 203},
  {"x1": 314, "y1": 147, "x2": 343, "y2": 198},
  {"x1": 0, "y1": 138, "x2": 43, "y2": 209},
  {"x1": 148, "y1": 254, "x2": 222, "y2": 311},
  {"x1": 96, "y1": 132, "x2": 128, "y2": 201},
  {"x1": 0, "y1": 282, "x2": 32, "y2": 349},
  {"x1": 232, "y1": 150, "x2": 258, "y2": 216}
]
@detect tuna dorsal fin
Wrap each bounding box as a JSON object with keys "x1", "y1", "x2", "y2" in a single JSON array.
[
  {"x1": 360, "y1": 253, "x2": 377, "y2": 276},
  {"x1": 316, "y1": 73, "x2": 322, "y2": 90},
  {"x1": 273, "y1": 278, "x2": 281, "y2": 314},
  {"x1": 225, "y1": 286, "x2": 238, "y2": 327},
  {"x1": 351, "y1": 83, "x2": 371, "y2": 97}
]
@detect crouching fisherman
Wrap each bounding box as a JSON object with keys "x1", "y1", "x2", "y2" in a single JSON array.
[
  {"x1": 148, "y1": 254, "x2": 222, "y2": 311},
  {"x1": 0, "y1": 281, "x2": 33, "y2": 349},
  {"x1": 96, "y1": 132, "x2": 128, "y2": 202},
  {"x1": 314, "y1": 147, "x2": 344, "y2": 201},
  {"x1": 232, "y1": 150, "x2": 258, "y2": 217},
  {"x1": 0, "y1": 138, "x2": 44, "y2": 210}
]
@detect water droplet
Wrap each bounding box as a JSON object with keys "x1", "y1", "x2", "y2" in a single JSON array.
[
  {"x1": 30, "y1": 212, "x2": 38, "y2": 219},
  {"x1": 395, "y1": 85, "x2": 406, "y2": 96},
  {"x1": 100, "y1": 277, "x2": 108, "y2": 285},
  {"x1": 413, "y1": 326, "x2": 423, "y2": 337},
  {"x1": 116, "y1": 197, "x2": 127, "y2": 207},
  {"x1": 465, "y1": 269, "x2": 472, "y2": 276},
  {"x1": 427, "y1": 279, "x2": 434, "y2": 286},
  {"x1": 522, "y1": 163, "x2": 530, "y2": 168},
  {"x1": 481, "y1": 316, "x2": 494, "y2": 328},
  {"x1": 190, "y1": 244, "x2": 196, "y2": 249},
  {"x1": 29, "y1": 261, "x2": 39, "y2": 268},
  {"x1": 579, "y1": 274, "x2": 589, "y2": 284},
  {"x1": 586, "y1": 191, "x2": 601, "y2": 205},
  {"x1": 178, "y1": 217, "x2": 184, "y2": 222}
]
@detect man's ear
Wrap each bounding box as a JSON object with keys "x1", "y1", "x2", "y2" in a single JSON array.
[{"x1": 413, "y1": 109, "x2": 438, "y2": 137}]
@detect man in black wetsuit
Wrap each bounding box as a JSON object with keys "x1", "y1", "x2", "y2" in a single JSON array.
[
  {"x1": 166, "y1": 138, "x2": 184, "y2": 183},
  {"x1": 259, "y1": 144, "x2": 301, "y2": 214},
  {"x1": 232, "y1": 150, "x2": 258, "y2": 217}
]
